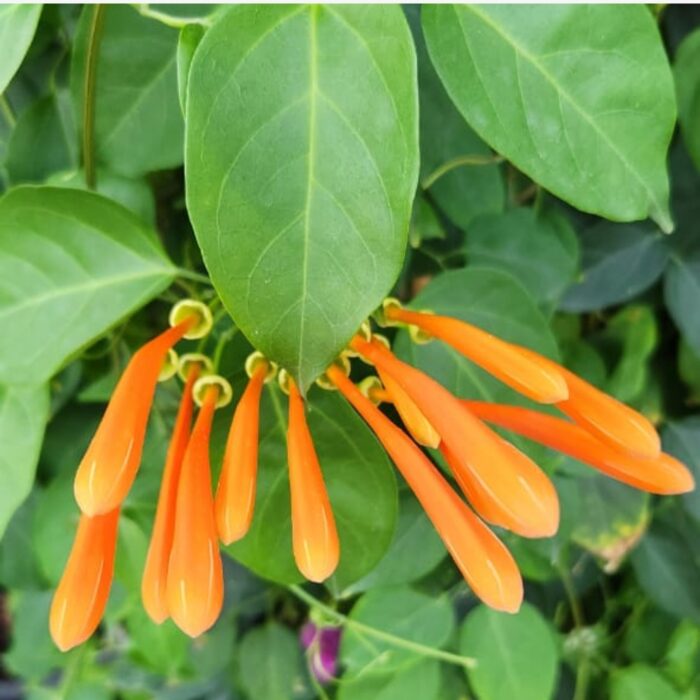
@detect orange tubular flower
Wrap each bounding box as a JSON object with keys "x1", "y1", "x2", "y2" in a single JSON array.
[
  {"x1": 215, "y1": 361, "x2": 269, "y2": 544},
  {"x1": 384, "y1": 306, "x2": 569, "y2": 404},
  {"x1": 74, "y1": 319, "x2": 195, "y2": 517},
  {"x1": 287, "y1": 378, "x2": 340, "y2": 583},
  {"x1": 50, "y1": 509, "x2": 120, "y2": 651},
  {"x1": 142, "y1": 365, "x2": 200, "y2": 624},
  {"x1": 464, "y1": 402, "x2": 694, "y2": 495},
  {"x1": 167, "y1": 386, "x2": 224, "y2": 638},
  {"x1": 327, "y1": 366, "x2": 523, "y2": 613},
  {"x1": 351, "y1": 336, "x2": 559, "y2": 538}
]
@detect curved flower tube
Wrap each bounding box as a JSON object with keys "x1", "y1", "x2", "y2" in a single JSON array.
[
  {"x1": 328, "y1": 365, "x2": 523, "y2": 613},
  {"x1": 50, "y1": 508, "x2": 120, "y2": 651},
  {"x1": 74, "y1": 318, "x2": 195, "y2": 516},
  {"x1": 287, "y1": 378, "x2": 340, "y2": 583},
  {"x1": 142, "y1": 364, "x2": 200, "y2": 624},
  {"x1": 167, "y1": 386, "x2": 224, "y2": 638}
]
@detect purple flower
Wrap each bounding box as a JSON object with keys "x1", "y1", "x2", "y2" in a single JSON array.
[{"x1": 300, "y1": 622, "x2": 342, "y2": 684}]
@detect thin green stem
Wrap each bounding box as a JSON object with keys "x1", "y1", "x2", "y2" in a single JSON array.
[
  {"x1": 288, "y1": 585, "x2": 477, "y2": 670},
  {"x1": 0, "y1": 94, "x2": 16, "y2": 128},
  {"x1": 177, "y1": 268, "x2": 213, "y2": 285},
  {"x1": 421, "y1": 153, "x2": 504, "y2": 190},
  {"x1": 573, "y1": 659, "x2": 591, "y2": 700},
  {"x1": 559, "y1": 565, "x2": 585, "y2": 629},
  {"x1": 82, "y1": 4, "x2": 105, "y2": 190},
  {"x1": 133, "y1": 3, "x2": 213, "y2": 28}
]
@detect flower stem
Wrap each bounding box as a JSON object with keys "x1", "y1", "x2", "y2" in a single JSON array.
[
  {"x1": 83, "y1": 4, "x2": 105, "y2": 190},
  {"x1": 421, "y1": 153, "x2": 504, "y2": 190},
  {"x1": 0, "y1": 94, "x2": 16, "y2": 128},
  {"x1": 177, "y1": 268, "x2": 213, "y2": 286},
  {"x1": 288, "y1": 585, "x2": 477, "y2": 670}
]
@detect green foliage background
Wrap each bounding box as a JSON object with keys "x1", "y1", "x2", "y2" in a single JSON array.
[{"x1": 1, "y1": 4, "x2": 700, "y2": 699}]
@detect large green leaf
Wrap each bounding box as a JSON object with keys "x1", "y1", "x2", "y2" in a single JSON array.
[
  {"x1": 71, "y1": 5, "x2": 184, "y2": 177},
  {"x1": 0, "y1": 4, "x2": 42, "y2": 94},
  {"x1": 0, "y1": 186, "x2": 175, "y2": 384},
  {"x1": 0, "y1": 383, "x2": 48, "y2": 540},
  {"x1": 422, "y1": 5, "x2": 676, "y2": 230},
  {"x1": 663, "y1": 418, "x2": 700, "y2": 524},
  {"x1": 562, "y1": 222, "x2": 669, "y2": 313},
  {"x1": 340, "y1": 586, "x2": 454, "y2": 677},
  {"x1": 460, "y1": 603, "x2": 559, "y2": 700},
  {"x1": 675, "y1": 29, "x2": 700, "y2": 172},
  {"x1": 338, "y1": 659, "x2": 441, "y2": 700},
  {"x1": 665, "y1": 253, "x2": 700, "y2": 354},
  {"x1": 611, "y1": 665, "x2": 682, "y2": 700},
  {"x1": 224, "y1": 386, "x2": 397, "y2": 589},
  {"x1": 186, "y1": 5, "x2": 419, "y2": 390}
]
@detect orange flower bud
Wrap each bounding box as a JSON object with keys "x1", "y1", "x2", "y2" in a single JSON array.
[
  {"x1": 350, "y1": 336, "x2": 559, "y2": 538},
  {"x1": 464, "y1": 402, "x2": 693, "y2": 495},
  {"x1": 328, "y1": 366, "x2": 523, "y2": 613},
  {"x1": 215, "y1": 363, "x2": 267, "y2": 544},
  {"x1": 287, "y1": 379, "x2": 339, "y2": 583},
  {"x1": 386, "y1": 307, "x2": 568, "y2": 404},
  {"x1": 167, "y1": 386, "x2": 223, "y2": 638},
  {"x1": 74, "y1": 319, "x2": 195, "y2": 516},
  {"x1": 50, "y1": 509, "x2": 120, "y2": 651},
  {"x1": 141, "y1": 365, "x2": 200, "y2": 624}
]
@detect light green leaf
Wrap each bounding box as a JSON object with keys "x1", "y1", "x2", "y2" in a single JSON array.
[
  {"x1": 465, "y1": 208, "x2": 578, "y2": 307},
  {"x1": 340, "y1": 587, "x2": 454, "y2": 676},
  {"x1": 224, "y1": 386, "x2": 397, "y2": 589},
  {"x1": 611, "y1": 665, "x2": 683, "y2": 700},
  {"x1": 663, "y1": 418, "x2": 700, "y2": 524},
  {"x1": 0, "y1": 186, "x2": 175, "y2": 384},
  {"x1": 665, "y1": 253, "x2": 700, "y2": 354},
  {"x1": 460, "y1": 603, "x2": 559, "y2": 700},
  {"x1": 0, "y1": 383, "x2": 48, "y2": 540},
  {"x1": 0, "y1": 4, "x2": 42, "y2": 94},
  {"x1": 338, "y1": 659, "x2": 441, "y2": 700},
  {"x1": 406, "y1": 5, "x2": 503, "y2": 230},
  {"x1": 71, "y1": 5, "x2": 184, "y2": 177},
  {"x1": 177, "y1": 23, "x2": 205, "y2": 115},
  {"x1": 562, "y1": 222, "x2": 669, "y2": 313},
  {"x1": 238, "y1": 622, "x2": 306, "y2": 700},
  {"x1": 186, "y1": 5, "x2": 419, "y2": 390},
  {"x1": 341, "y1": 490, "x2": 446, "y2": 596},
  {"x1": 422, "y1": 5, "x2": 676, "y2": 229},
  {"x1": 675, "y1": 29, "x2": 700, "y2": 172}
]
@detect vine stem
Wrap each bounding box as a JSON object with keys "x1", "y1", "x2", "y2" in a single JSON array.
[
  {"x1": 133, "y1": 4, "x2": 213, "y2": 28},
  {"x1": 82, "y1": 4, "x2": 105, "y2": 190},
  {"x1": 421, "y1": 153, "x2": 504, "y2": 190},
  {"x1": 288, "y1": 585, "x2": 477, "y2": 670},
  {"x1": 176, "y1": 268, "x2": 213, "y2": 285},
  {"x1": 0, "y1": 94, "x2": 16, "y2": 128}
]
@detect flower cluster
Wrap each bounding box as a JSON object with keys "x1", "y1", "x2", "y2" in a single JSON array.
[{"x1": 50, "y1": 296, "x2": 694, "y2": 650}]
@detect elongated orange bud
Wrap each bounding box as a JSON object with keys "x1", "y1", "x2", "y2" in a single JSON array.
[
  {"x1": 50, "y1": 509, "x2": 120, "y2": 651},
  {"x1": 379, "y1": 371, "x2": 440, "y2": 448},
  {"x1": 74, "y1": 320, "x2": 194, "y2": 516},
  {"x1": 328, "y1": 366, "x2": 523, "y2": 613},
  {"x1": 215, "y1": 364, "x2": 267, "y2": 544},
  {"x1": 386, "y1": 308, "x2": 568, "y2": 404},
  {"x1": 287, "y1": 379, "x2": 339, "y2": 582},
  {"x1": 167, "y1": 387, "x2": 223, "y2": 638},
  {"x1": 514, "y1": 346, "x2": 660, "y2": 459},
  {"x1": 141, "y1": 366, "x2": 199, "y2": 623},
  {"x1": 464, "y1": 402, "x2": 693, "y2": 495},
  {"x1": 350, "y1": 337, "x2": 559, "y2": 538}
]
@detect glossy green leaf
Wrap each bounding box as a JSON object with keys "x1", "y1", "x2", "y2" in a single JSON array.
[
  {"x1": 562, "y1": 222, "x2": 669, "y2": 313},
  {"x1": 422, "y1": 5, "x2": 676, "y2": 229},
  {"x1": 341, "y1": 490, "x2": 446, "y2": 596},
  {"x1": 406, "y1": 5, "x2": 503, "y2": 230},
  {"x1": 675, "y1": 29, "x2": 700, "y2": 172},
  {"x1": 5, "y1": 91, "x2": 77, "y2": 184},
  {"x1": 340, "y1": 586, "x2": 454, "y2": 676},
  {"x1": 0, "y1": 383, "x2": 48, "y2": 540},
  {"x1": 465, "y1": 208, "x2": 578, "y2": 306},
  {"x1": 224, "y1": 386, "x2": 397, "y2": 589},
  {"x1": 338, "y1": 659, "x2": 441, "y2": 700},
  {"x1": 611, "y1": 665, "x2": 682, "y2": 700},
  {"x1": 665, "y1": 253, "x2": 700, "y2": 354},
  {"x1": 238, "y1": 623, "x2": 306, "y2": 700},
  {"x1": 460, "y1": 603, "x2": 559, "y2": 700},
  {"x1": 0, "y1": 4, "x2": 42, "y2": 94},
  {"x1": 71, "y1": 5, "x2": 184, "y2": 177},
  {"x1": 0, "y1": 186, "x2": 175, "y2": 384},
  {"x1": 663, "y1": 418, "x2": 700, "y2": 524},
  {"x1": 0, "y1": 495, "x2": 43, "y2": 589},
  {"x1": 631, "y1": 522, "x2": 700, "y2": 624},
  {"x1": 186, "y1": 5, "x2": 419, "y2": 390}
]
